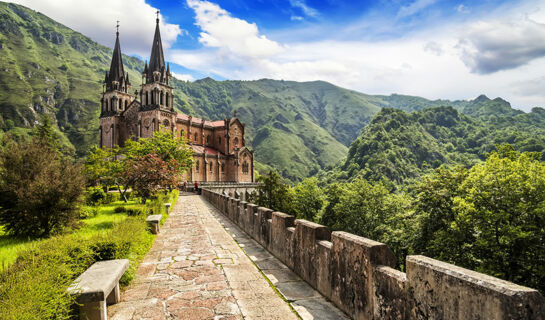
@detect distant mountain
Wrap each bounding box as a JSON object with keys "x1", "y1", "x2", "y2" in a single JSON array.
[
  {"x1": 331, "y1": 105, "x2": 545, "y2": 186},
  {"x1": 1, "y1": 2, "x2": 543, "y2": 182}
]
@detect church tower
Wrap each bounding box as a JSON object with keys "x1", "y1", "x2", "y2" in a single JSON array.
[
  {"x1": 99, "y1": 25, "x2": 132, "y2": 148},
  {"x1": 137, "y1": 14, "x2": 175, "y2": 137}
]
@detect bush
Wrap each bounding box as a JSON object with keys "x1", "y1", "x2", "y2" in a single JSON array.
[
  {"x1": 113, "y1": 206, "x2": 125, "y2": 213},
  {"x1": 103, "y1": 192, "x2": 120, "y2": 204},
  {"x1": 86, "y1": 186, "x2": 106, "y2": 205},
  {"x1": 0, "y1": 134, "x2": 85, "y2": 237},
  {"x1": 0, "y1": 217, "x2": 154, "y2": 319},
  {"x1": 79, "y1": 206, "x2": 99, "y2": 219},
  {"x1": 126, "y1": 207, "x2": 146, "y2": 216}
]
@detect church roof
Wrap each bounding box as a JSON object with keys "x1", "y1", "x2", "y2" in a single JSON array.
[
  {"x1": 147, "y1": 18, "x2": 166, "y2": 82},
  {"x1": 176, "y1": 114, "x2": 227, "y2": 128},
  {"x1": 191, "y1": 145, "x2": 221, "y2": 155},
  {"x1": 107, "y1": 31, "x2": 125, "y2": 87}
]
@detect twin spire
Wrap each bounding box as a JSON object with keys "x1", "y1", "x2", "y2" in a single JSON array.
[
  {"x1": 105, "y1": 13, "x2": 171, "y2": 92},
  {"x1": 105, "y1": 22, "x2": 129, "y2": 92}
]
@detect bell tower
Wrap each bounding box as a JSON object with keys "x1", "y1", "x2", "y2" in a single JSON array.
[
  {"x1": 140, "y1": 13, "x2": 174, "y2": 112},
  {"x1": 100, "y1": 22, "x2": 132, "y2": 148}
]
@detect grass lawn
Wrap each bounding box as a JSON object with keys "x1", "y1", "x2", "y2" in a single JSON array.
[{"x1": 0, "y1": 200, "x2": 143, "y2": 270}]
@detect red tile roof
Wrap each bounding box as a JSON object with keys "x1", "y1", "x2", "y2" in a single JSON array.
[
  {"x1": 191, "y1": 145, "x2": 220, "y2": 155},
  {"x1": 176, "y1": 114, "x2": 226, "y2": 128}
]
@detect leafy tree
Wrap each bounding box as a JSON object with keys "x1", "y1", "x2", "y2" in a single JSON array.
[
  {"x1": 319, "y1": 183, "x2": 343, "y2": 227},
  {"x1": 254, "y1": 170, "x2": 295, "y2": 214},
  {"x1": 85, "y1": 130, "x2": 193, "y2": 202},
  {"x1": 448, "y1": 146, "x2": 545, "y2": 290},
  {"x1": 0, "y1": 133, "x2": 85, "y2": 237},
  {"x1": 328, "y1": 178, "x2": 414, "y2": 268},
  {"x1": 292, "y1": 177, "x2": 324, "y2": 221},
  {"x1": 412, "y1": 166, "x2": 468, "y2": 261},
  {"x1": 126, "y1": 153, "x2": 181, "y2": 202},
  {"x1": 124, "y1": 130, "x2": 193, "y2": 173}
]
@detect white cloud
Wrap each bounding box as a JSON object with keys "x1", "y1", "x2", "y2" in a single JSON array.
[
  {"x1": 456, "y1": 4, "x2": 470, "y2": 14},
  {"x1": 397, "y1": 0, "x2": 436, "y2": 18},
  {"x1": 8, "y1": 0, "x2": 182, "y2": 57},
  {"x1": 186, "y1": 0, "x2": 284, "y2": 59},
  {"x1": 171, "y1": 72, "x2": 195, "y2": 81},
  {"x1": 169, "y1": 0, "x2": 545, "y2": 111},
  {"x1": 291, "y1": 16, "x2": 304, "y2": 21},
  {"x1": 457, "y1": 18, "x2": 545, "y2": 74},
  {"x1": 289, "y1": 0, "x2": 319, "y2": 18}
]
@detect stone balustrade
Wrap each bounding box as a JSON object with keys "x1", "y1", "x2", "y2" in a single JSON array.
[{"x1": 201, "y1": 188, "x2": 545, "y2": 320}]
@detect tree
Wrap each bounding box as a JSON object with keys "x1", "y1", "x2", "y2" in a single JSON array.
[
  {"x1": 126, "y1": 153, "x2": 181, "y2": 202},
  {"x1": 412, "y1": 166, "x2": 468, "y2": 262},
  {"x1": 254, "y1": 170, "x2": 295, "y2": 214},
  {"x1": 449, "y1": 146, "x2": 545, "y2": 290},
  {"x1": 331, "y1": 178, "x2": 414, "y2": 268},
  {"x1": 0, "y1": 133, "x2": 85, "y2": 238},
  {"x1": 292, "y1": 177, "x2": 324, "y2": 221},
  {"x1": 85, "y1": 130, "x2": 193, "y2": 202}
]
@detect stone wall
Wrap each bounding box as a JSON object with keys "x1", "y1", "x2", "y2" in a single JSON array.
[{"x1": 201, "y1": 189, "x2": 545, "y2": 320}]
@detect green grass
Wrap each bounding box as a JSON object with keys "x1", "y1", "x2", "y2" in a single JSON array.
[
  {"x1": 0, "y1": 199, "x2": 142, "y2": 270},
  {"x1": 0, "y1": 227, "x2": 42, "y2": 271}
]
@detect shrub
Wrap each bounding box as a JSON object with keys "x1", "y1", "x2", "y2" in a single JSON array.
[
  {"x1": 113, "y1": 206, "x2": 125, "y2": 213},
  {"x1": 126, "y1": 207, "x2": 146, "y2": 216},
  {"x1": 103, "y1": 192, "x2": 120, "y2": 204},
  {"x1": 0, "y1": 217, "x2": 154, "y2": 319},
  {"x1": 0, "y1": 134, "x2": 85, "y2": 237},
  {"x1": 79, "y1": 206, "x2": 99, "y2": 219},
  {"x1": 86, "y1": 186, "x2": 106, "y2": 205}
]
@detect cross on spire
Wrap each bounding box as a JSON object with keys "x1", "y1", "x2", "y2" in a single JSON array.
[
  {"x1": 156, "y1": 10, "x2": 160, "y2": 22},
  {"x1": 116, "y1": 20, "x2": 119, "y2": 34}
]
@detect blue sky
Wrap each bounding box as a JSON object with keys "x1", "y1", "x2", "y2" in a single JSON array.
[{"x1": 10, "y1": 0, "x2": 545, "y2": 111}]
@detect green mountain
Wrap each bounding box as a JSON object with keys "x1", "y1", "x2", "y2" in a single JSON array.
[
  {"x1": 334, "y1": 104, "x2": 545, "y2": 186},
  {"x1": 0, "y1": 2, "x2": 145, "y2": 155},
  {"x1": 1, "y1": 2, "x2": 543, "y2": 182}
]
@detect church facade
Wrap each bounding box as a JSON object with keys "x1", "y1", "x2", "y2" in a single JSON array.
[{"x1": 99, "y1": 17, "x2": 254, "y2": 183}]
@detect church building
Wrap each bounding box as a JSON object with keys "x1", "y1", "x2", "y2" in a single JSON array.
[{"x1": 99, "y1": 17, "x2": 254, "y2": 183}]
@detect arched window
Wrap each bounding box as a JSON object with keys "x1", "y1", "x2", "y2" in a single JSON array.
[
  {"x1": 166, "y1": 93, "x2": 169, "y2": 107},
  {"x1": 125, "y1": 100, "x2": 128, "y2": 109},
  {"x1": 209, "y1": 162, "x2": 213, "y2": 172},
  {"x1": 233, "y1": 137, "x2": 239, "y2": 148},
  {"x1": 195, "y1": 160, "x2": 199, "y2": 172},
  {"x1": 221, "y1": 163, "x2": 225, "y2": 172},
  {"x1": 194, "y1": 132, "x2": 198, "y2": 142},
  {"x1": 180, "y1": 130, "x2": 184, "y2": 138},
  {"x1": 163, "y1": 119, "x2": 170, "y2": 127},
  {"x1": 218, "y1": 137, "x2": 221, "y2": 145},
  {"x1": 111, "y1": 124, "x2": 114, "y2": 147},
  {"x1": 145, "y1": 91, "x2": 149, "y2": 105},
  {"x1": 110, "y1": 97, "x2": 115, "y2": 111},
  {"x1": 118, "y1": 99, "x2": 122, "y2": 110},
  {"x1": 160, "y1": 91, "x2": 164, "y2": 105},
  {"x1": 242, "y1": 161, "x2": 249, "y2": 174},
  {"x1": 206, "y1": 135, "x2": 210, "y2": 144}
]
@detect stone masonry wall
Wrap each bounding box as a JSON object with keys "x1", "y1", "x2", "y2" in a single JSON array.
[{"x1": 201, "y1": 189, "x2": 545, "y2": 320}]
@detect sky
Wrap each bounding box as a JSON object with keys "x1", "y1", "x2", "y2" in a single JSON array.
[{"x1": 9, "y1": 0, "x2": 545, "y2": 111}]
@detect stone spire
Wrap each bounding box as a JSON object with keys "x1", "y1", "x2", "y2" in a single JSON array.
[
  {"x1": 106, "y1": 23, "x2": 129, "y2": 92},
  {"x1": 146, "y1": 13, "x2": 166, "y2": 84}
]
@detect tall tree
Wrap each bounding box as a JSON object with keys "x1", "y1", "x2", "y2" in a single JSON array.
[{"x1": 0, "y1": 129, "x2": 84, "y2": 237}]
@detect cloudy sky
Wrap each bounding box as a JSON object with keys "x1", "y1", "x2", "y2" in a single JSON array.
[{"x1": 10, "y1": 0, "x2": 545, "y2": 111}]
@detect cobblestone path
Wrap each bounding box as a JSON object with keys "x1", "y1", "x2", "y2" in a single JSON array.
[{"x1": 108, "y1": 195, "x2": 298, "y2": 320}]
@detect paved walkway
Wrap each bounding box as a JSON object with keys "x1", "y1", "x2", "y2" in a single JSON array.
[{"x1": 109, "y1": 195, "x2": 346, "y2": 320}]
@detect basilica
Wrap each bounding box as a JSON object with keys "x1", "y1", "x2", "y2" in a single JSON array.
[{"x1": 99, "y1": 17, "x2": 254, "y2": 183}]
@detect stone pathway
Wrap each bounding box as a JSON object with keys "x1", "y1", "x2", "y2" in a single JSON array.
[{"x1": 108, "y1": 195, "x2": 298, "y2": 320}]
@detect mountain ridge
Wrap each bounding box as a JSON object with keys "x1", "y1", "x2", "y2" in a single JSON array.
[{"x1": 0, "y1": 2, "x2": 543, "y2": 181}]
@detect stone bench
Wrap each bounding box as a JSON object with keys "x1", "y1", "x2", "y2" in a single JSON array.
[
  {"x1": 146, "y1": 214, "x2": 162, "y2": 234},
  {"x1": 68, "y1": 259, "x2": 129, "y2": 320}
]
